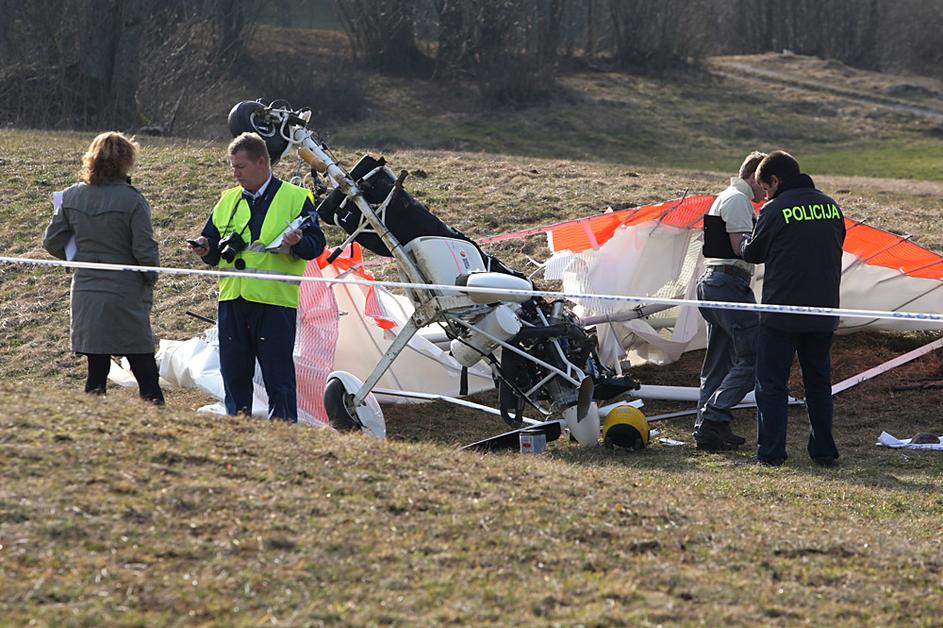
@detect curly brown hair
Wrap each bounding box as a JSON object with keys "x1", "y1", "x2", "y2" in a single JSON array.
[{"x1": 81, "y1": 132, "x2": 139, "y2": 185}]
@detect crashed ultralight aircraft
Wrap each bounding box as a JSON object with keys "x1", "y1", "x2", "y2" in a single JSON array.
[
  {"x1": 223, "y1": 99, "x2": 666, "y2": 447},
  {"x1": 149, "y1": 100, "x2": 943, "y2": 448}
]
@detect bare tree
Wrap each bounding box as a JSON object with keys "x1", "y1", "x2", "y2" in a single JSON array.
[
  {"x1": 0, "y1": 0, "x2": 258, "y2": 129},
  {"x1": 536, "y1": 0, "x2": 564, "y2": 64},
  {"x1": 9, "y1": 0, "x2": 943, "y2": 128},
  {"x1": 432, "y1": 0, "x2": 467, "y2": 78},
  {"x1": 465, "y1": 0, "x2": 560, "y2": 106},
  {"x1": 0, "y1": 0, "x2": 14, "y2": 62},
  {"x1": 334, "y1": 0, "x2": 432, "y2": 75},
  {"x1": 0, "y1": 0, "x2": 147, "y2": 126},
  {"x1": 880, "y1": 0, "x2": 943, "y2": 76},
  {"x1": 609, "y1": 0, "x2": 708, "y2": 70},
  {"x1": 135, "y1": 0, "x2": 259, "y2": 134}
]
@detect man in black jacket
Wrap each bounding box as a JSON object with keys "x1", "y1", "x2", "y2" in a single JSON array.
[{"x1": 741, "y1": 151, "x2": 846, "y2": 466}]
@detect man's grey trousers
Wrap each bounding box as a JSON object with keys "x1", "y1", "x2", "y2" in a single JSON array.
[{"x1": 696, "y1": 269, "x2": 759, "y2": 426}]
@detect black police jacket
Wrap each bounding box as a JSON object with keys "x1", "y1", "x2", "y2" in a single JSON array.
[{"x1": 742, "y1": 174, "x2": 846, "y2": 332}]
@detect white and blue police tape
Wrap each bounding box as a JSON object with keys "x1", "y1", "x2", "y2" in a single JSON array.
[{"x1": 1, "y1": 255, "x2": 941, "y2": 324}]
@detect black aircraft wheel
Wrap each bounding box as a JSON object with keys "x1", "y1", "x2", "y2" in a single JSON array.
[{"x1": 324, "y1": 377, "x2": 361, "y2": 432}]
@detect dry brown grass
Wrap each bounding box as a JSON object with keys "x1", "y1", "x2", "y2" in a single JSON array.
[
  {"x1": 711, "y1": 53, "x2": 943, "y2": 108},
  {"x1": 2, "y1": 127, "x2": 939, "y2": 385},
  {"x1": 1, "y1": 379, "x2": 942, "y2": 625}
]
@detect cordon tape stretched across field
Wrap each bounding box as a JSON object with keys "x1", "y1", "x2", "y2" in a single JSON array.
[{"x1": 2, "y1": 255, "x2": 942, "y2": 325}]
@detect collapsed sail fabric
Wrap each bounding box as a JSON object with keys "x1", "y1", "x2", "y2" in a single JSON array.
[{"x1": 487, "y1": 195, "x2": 943, "y2": 366}]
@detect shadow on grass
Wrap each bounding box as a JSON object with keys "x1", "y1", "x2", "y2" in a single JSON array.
[
  {"x1": 546, "y1": 406, "x2": 943, "y2": 495},
  {"x1": 383, "y1": 391, "x2": 943, "y2": 495}
]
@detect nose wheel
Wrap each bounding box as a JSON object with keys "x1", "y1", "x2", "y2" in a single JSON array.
[{"x1": 324, "y1": 371, "x2": 386, "y2": 439}]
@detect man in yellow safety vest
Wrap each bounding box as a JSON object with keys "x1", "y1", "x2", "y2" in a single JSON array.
[{"x1": 189, "y1": 132, "x2": 325, "y2": 422}]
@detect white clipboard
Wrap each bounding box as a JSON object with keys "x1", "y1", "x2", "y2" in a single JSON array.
[{"x1": 52, "y1": 191, "x2": 77, "y2": 261}]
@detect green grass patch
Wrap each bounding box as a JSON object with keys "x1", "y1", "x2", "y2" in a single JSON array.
[
  {"x1": 798, "y1": 139, "x2": 943, "y2": 180},
  {"x1": 636, "y1": 138, "x2": 943, "y2": 181}
]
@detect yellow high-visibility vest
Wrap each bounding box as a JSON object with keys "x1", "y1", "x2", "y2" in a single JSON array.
[{"x1": 211, "y1": 181, "x2": 310, "y2": 308}]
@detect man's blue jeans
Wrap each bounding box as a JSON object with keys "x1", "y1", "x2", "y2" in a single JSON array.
[
  {"x1": 755, "y1": 325, "x2": 838, "y2": 463},
  {"x1": 697, "y1": 269, "x2": 758, "y2": 426}
]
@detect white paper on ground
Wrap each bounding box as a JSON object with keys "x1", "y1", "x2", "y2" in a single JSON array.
[{"x1": 876, "y1": 431, "x2": 943, "y2": 450}]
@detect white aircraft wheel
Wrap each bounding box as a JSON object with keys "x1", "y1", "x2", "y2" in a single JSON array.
[{"x1": 323, "y1": 371, "x2": 386, "y2": 439}]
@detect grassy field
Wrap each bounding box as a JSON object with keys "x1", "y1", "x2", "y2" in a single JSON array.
[
  {"x1": 1, "y1": 377, "x2": 942, "y2": 625},
  {"x1": 2, "y1": 49, "x2": 943, "y2": 624}
]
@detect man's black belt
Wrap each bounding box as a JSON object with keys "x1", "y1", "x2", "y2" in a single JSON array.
[{"x1": 706, "y1": 264, "x2": 752, "y2": 283}]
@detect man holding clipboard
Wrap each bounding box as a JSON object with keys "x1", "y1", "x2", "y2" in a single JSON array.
[
  {"x1": 694, "y1": 151, "x2": 766, "y2": 451},
  {"x1": 188, "y1": 132, "x2": 325, "y2": 423}
]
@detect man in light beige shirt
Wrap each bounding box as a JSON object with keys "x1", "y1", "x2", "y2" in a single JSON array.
[{"x1": 694, "y1": 151, "x2": 766, "y2": 451}]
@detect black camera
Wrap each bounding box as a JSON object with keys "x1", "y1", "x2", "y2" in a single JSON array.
[{"x1": 219, "y1": 232, "x2": 247, "y2": 269}]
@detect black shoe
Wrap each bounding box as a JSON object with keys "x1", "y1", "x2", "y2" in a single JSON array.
[
  {"x1": 736, "y1": 455, "x2": 785, "y2": 467},
  {"x1": 717, "y1": 421, "x2": 747, "y2": 446},
  {"x1": 813, "y1": 456, "x2": 838, "y2": 467},
  {"x1": 694, "y1": 420, "x2": 745, "y2": 451}
]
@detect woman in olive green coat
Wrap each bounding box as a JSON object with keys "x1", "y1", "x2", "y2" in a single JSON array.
[{"x1": 43, "y1": 132, "x2": 164, "y2": 403}]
